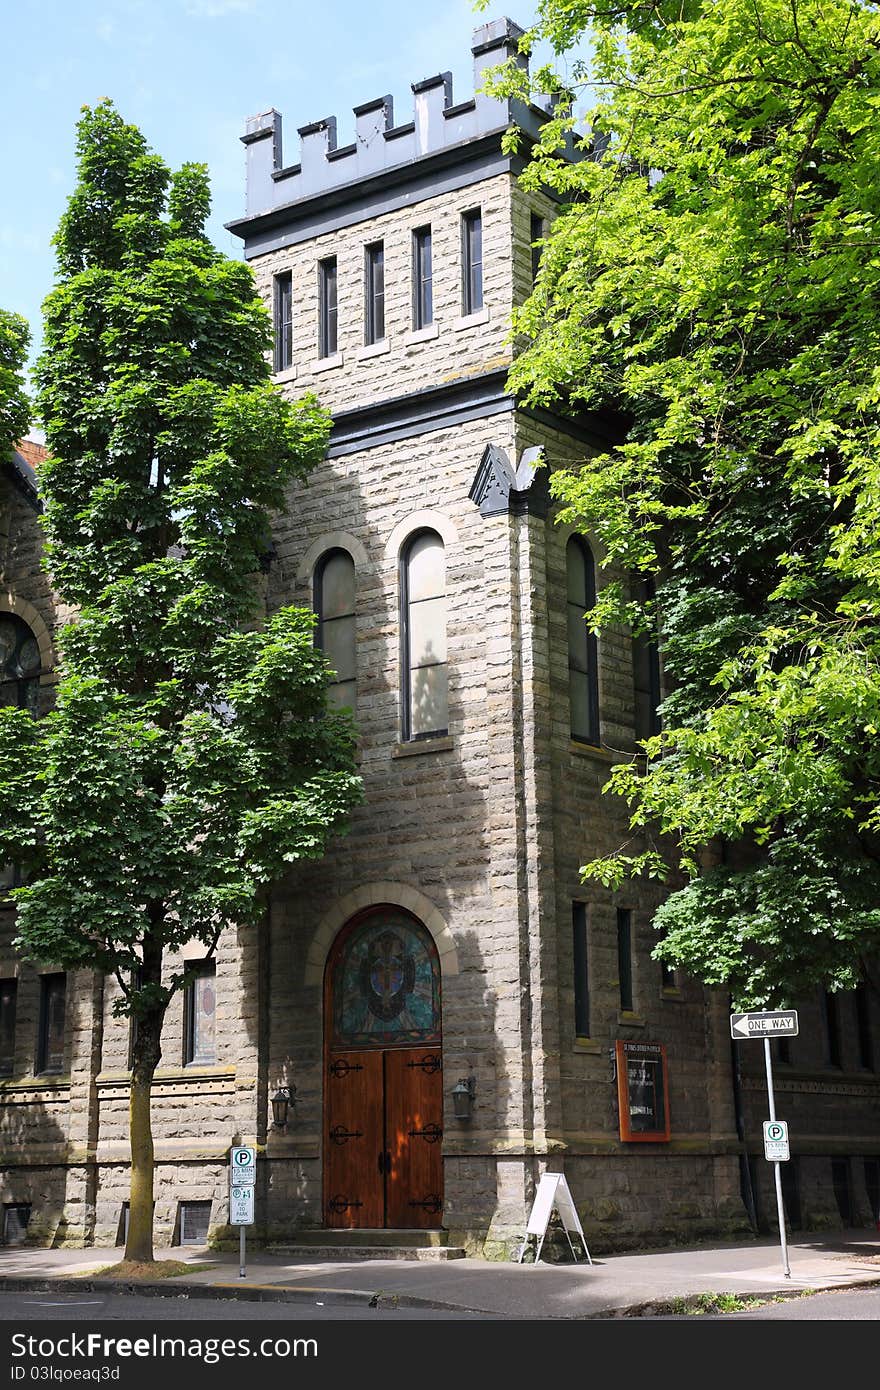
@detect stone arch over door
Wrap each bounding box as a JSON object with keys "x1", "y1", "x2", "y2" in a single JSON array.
[
  {"x1": 304, "y1": 882, "x2": 458, "y2": 988},
  {"x1": 322, "y1": 904, "x2": 445, "y2": 1230}
]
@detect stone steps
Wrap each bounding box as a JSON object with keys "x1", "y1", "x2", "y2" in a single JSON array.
[{"x1": 268, "y1": 1230, "x2": 465, "y2": 1261}]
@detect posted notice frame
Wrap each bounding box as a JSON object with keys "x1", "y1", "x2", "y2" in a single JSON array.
[{"x1": 615, "y1": 1040, "x2": 671, "y2": 1143}]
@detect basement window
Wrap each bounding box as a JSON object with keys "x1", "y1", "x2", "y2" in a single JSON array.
[
  {"x1": 3, "y1": 1204, "x2": 31, "y2": 1246},
  {"x1": 177, "y1": 1200, "x2": 212, "y2": 1246}
]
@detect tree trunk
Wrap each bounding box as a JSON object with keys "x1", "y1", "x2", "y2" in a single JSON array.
[
  {"x1": 125, "y1": 1042, "x2": 158, "y2": 1262},
  {"x1": 124, "y1": 930, "x2": 165, "y2": 1264}
]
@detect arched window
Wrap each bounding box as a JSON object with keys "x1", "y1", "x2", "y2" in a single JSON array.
[
  {"x1": 632, "y1": 577, "x2": 661, "y2": 741},
  {"x1": 401, "y1": 530, "x2": 447, "y2": 740},
  {"x1": 566, "y1": 537, "x2": 599, "y2": 745},
  {"x1": 314, "y1": 549, "x2": 357, "y2": 712},
  {"x1": 0, "y1": 615, "x2": 41, "y2": 717}
]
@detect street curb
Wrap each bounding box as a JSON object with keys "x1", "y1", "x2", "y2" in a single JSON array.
[
  {"x1": 2, "y1": 1271, "x2": 878, "y2": 1321},
  {"x1": 614, "y1": 1276, "x2": 880, "y2": 1320},
  {"x1": 0, "y1": 1275, "x2": 474, "y2": 1315}
]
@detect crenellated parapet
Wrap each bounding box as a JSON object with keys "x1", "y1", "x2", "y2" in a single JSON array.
[{"x1": 241, "y1": 17, "x2": 574, "y2": 220}]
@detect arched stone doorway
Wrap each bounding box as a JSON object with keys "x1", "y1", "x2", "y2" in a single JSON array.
[{"x1": 323, "y1": 906, "x2": 443, "y2": 1229}]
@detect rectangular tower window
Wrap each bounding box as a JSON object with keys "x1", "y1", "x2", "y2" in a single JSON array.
[
  {"x1": 855, "y1": 984, "x2": 873, "y2": 1070},
  {"x1": 530, "y1": 212, "x2": 547, "y2": 283},
  {"x1": 273, "y1": 271, "x2": 293, "y2": 372},
  {"x1": 318, "y1": 256, "x2": 338, "y2": 358},
  {"x1": 364, "y1": 242, "x2": 385, "y2": 344},
  {"x1": 617, "y1": 909, "x2": 633, "y2": 1013},
  {"x1": 572, "y1": 903, "x2": 590, "y2": 1038},
  {"x1": 36, "y1": 973, "x2": 66, "y2": 1075},
  {"x1": 461, "y1": 209, "x2": 483, "y2": 315},
  {"x1": 184, "y1": 961, "x2": 216, "y2": 1066},
  {"x1": 0, "y1": 979, "x2": 16, "y2": 1077},
  {"x1": 412, "y1": 227, "x2": 433, "y2": 329}
]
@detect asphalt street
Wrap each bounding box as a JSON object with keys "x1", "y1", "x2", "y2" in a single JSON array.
[{"x1": 0, "y1": 1292, "x2": 494, "y2": 1320}]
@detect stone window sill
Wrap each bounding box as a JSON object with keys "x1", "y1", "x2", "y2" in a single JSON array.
[
  {"x1": 661, "y1": 986, "x2": 683, "y2": 1001},
  {"x1": 617, "y1": 1011, "x2": 647, "y2": 1028},
  {"x1": 404, "y1": 323, "x2": 440, "y2": 346},
  {"x1": 392, "y1": 735, "x2": 454, "y2": 758},
  {"x1": 568, "y1": 740, "x2": 620, "y2": 763},
  {"x1": 453, "y1": 306, "x2": 490, "y2": 331},
  {"x1": 573, "y1": 1038, "x2": 603, "y2": 1055},
  {"x1": 272, "y1": 365, "x2": 297, "y2": 384},
  {"x1": 355, "y1": 339, "x2": 391, "y2": 361},
  {"x1": 311, "y1": 352, "x2": 345, "y2": 374},
  {"x1": 0, "y1": 1076, "x2": 71, "y2": 1092}
]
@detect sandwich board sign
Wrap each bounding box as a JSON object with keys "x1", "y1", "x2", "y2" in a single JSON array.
[{"x1": 518, "y1": 1173, "x2": 592, "y2": 1265}]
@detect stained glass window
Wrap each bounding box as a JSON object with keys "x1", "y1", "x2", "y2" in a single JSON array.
[
  {"x1": 184, "y1": 961, "x2": 216, "y2": 1065},
  {"x1": 331, "y1": 912, "x2": 441, "y2": 1048},
  {"x1": 314, "y1": 549, "x2": 356, "y2": 712},
  {"x1": 0, "y1": 615, "x2": 41, "y2": 716}
]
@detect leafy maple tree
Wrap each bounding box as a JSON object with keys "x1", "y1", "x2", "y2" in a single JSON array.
[
  {"x1": 0, "y1": 102, "x2": 362, "y2": 1260},
  {"x1": 486, "y1": 0, "x2": 880, "y2": 1006}
]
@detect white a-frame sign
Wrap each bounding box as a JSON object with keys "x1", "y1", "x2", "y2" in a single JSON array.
[{"x1": 518, "y1": 1173, "x2": 592, "y2": 1265}]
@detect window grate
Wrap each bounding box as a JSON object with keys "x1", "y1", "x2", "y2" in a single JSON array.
[
  {"x1": 3, "y1": 1204, "x2": 31, "y2": 1246},
  {"x1": 178, "y1": 1200, "x2": 212, "y2": 1246}
]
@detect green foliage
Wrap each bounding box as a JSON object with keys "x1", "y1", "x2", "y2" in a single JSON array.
[
  {"x1": 487, "y1": 2, "x2": 880, "y2": 1004},
  {"x1": 0, "y1": 308, "x2": 30, "y2": 455},
  {"x1": 0, "y1": 101, "x2": 362, "y2": 1019}
]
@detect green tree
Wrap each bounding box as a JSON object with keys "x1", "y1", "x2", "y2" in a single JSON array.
[
  {"x1": 0, "y1": 308, "x2": 30, "y2": 456},
  {"x1": 486, "y1": 0, "x2": 880, "y2": 1006},
  {"x1": 0, "y1": 102, "x2": 362, "y2": 1261}
]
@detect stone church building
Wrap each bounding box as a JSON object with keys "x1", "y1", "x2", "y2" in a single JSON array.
[{"x1": 1, "y1": 17, "x2": 878, "y2": 1255}]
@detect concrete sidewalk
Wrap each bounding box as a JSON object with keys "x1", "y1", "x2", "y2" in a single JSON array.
[{"x1": 1, "y1": 1231, "x2": 879, "y2": 1318}]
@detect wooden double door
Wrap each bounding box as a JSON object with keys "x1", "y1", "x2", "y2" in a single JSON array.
[{"x1": 324, "y1": 1047, "x2": 443, "y2": 1228}]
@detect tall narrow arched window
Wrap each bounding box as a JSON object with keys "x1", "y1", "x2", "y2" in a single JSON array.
[
  {"x1": 632, "y1": 577, "x2": 662, "y2": 741},
  {"x1": 566, "y1": 536, "x2": 600, "y2": 745},
  {"x1": 402, "y1": 530, "x2": 447, "y2": 740},
  {"x1": 0, "y1": 615, "x2": 41, "y2": 717},
  {"x1": 314, "y1": 549, "x2": 356, "y2": 712}
]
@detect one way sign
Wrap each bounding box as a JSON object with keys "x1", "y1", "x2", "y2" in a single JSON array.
[{"x1": 730, "y1": 1010, "x2": 799, "y2": 1039}]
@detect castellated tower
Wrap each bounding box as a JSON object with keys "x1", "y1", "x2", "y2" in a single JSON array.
[{"x1": 225, "y1": 14, "x2": 748, "y2": 1255}]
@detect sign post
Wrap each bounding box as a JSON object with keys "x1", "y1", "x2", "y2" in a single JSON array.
[
  {"x1": 229, "y1": 1146, "x2": 256, "y2": 1279},
  {"x1": 730, "y1": 1011, "x2": 798, "y2": 1280}
]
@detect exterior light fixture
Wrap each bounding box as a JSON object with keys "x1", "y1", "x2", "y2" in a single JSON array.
[
  {"x1": 271, "y1": 1085, "x2": 295, "y2": 1130},
  {"x1": 451, "y1": 1076, "x2": 476, "y2": 1121}
]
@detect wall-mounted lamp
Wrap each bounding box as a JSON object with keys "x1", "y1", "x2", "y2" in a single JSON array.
[
  {"x1": 271, "y1": 1084, "x2": 296, "y2": 1130},
  {"x1": 451, "y1": 1075, "x2": 477, "y2": 1121}
]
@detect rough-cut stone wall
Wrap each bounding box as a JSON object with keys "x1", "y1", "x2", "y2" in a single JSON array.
[
  {"x1": 2, "y1": 136, "x2": 877, "y2": 1254},
  {"x1": 252, "y1": 173, "x2": 517, "y2": 413}
]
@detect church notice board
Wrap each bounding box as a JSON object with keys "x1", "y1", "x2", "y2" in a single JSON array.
[{"x1": 615, "y1": 1040, "x2": 671, "y2": 1142}]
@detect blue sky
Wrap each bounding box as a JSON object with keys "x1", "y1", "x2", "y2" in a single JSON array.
[{"x1": 2, "y1": 0, "x2": 552, "y2": 398}]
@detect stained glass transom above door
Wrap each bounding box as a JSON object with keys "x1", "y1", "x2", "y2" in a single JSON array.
[{"x1": 330, "y1": 910, "x2": 441, "y2": 1048}]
